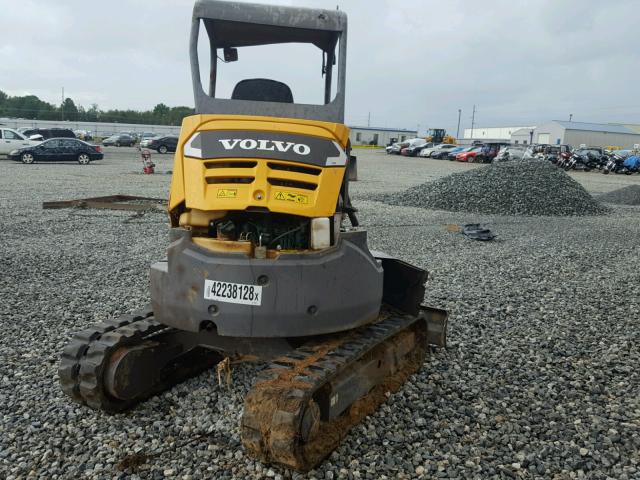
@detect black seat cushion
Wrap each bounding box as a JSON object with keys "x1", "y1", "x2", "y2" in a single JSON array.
[{"x1": 231, "y1": 79, "x2": 294, "y2": 103}]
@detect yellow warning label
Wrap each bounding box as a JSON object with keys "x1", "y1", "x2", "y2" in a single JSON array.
[
  {"x1": 274, "y1": 191, "x2": 309, "y2": 204},
  {"x1": 217, "y1": 189, "x2": 237, "y2": 198}
]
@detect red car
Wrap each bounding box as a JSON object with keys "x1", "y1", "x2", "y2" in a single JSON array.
[{"x1": 456, "y1": 147, "x2": 482, "y2": 162}]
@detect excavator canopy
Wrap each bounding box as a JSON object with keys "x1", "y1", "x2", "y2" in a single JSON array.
[{"x1": 190, "y1": 0, "x2": 348, "y2": 122}]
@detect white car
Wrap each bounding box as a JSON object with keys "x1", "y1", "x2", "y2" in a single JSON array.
[
  {"x1": 494, "y1": 146, "x2": 526, "y2": 162},
  {"x1": 0, "y1": 128, "x2": 41, "y2": 155},
  {"x1": 140, "y1": 135, "x2": 162, "y2": 148},
  {"x1": 418, "y1": 143, "x2": 458, "y2": 157}
]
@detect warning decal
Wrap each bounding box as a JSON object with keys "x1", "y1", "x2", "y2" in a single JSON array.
[
  {"x1": 274, "y1": 191, "x2": 309, "y2": 204},
  {"x1": 217, "y1": 189, "x2": 237, "y2": 198}
]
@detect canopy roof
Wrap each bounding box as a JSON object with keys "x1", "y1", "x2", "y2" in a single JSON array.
[{"x1": 194, "y1": 0, "x2": 346, "y2": 50}]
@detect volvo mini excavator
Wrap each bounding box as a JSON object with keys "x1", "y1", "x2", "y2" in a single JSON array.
[{"x1": 59, "y1": 0, "x2": 447, "y2": 472}]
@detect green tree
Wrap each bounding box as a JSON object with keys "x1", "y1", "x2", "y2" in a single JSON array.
[
  {"x1": 62, "y1": 98, "x2": 78, "y2": 121},
  {"x1": 0, "y1": 91, "x2": 192, "y2": 126},
  {"x1": 153, "y1": 103, "x2": 170, "y2": 117},
  {"x1": 85, "y1": 103, "x2": 99, "y2": 122},
  {"x1": 168, "y1": 106, "x2": 195, "y2": 125}
]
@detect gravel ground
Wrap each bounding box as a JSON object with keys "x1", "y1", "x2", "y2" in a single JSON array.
[
  {"x1": 597, "y1": 184, "x2": 640, "y2": 205},
  {"x1": 375, "y1": 160, "x2": 607, "y2": 216},
  {"x1": 1, "y1": 149, "x2": 639, "y2": 480}
]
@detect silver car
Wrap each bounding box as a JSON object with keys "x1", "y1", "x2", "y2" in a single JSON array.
[{"x1": 140, "y1": 135, "x2": 162, "y2": 148}]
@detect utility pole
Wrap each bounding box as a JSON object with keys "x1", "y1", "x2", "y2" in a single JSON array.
[
  {"x1": 61, "y1": 87, "x2": 64, "y2": 120},
  {"x1": 456, "y1": 109, "x2": 462, "y2": 139},
  {"x1": 569, "y1": 113, "x2": 573, "y2": 122},
  {"x1": 367, "y1": 112, "x2": 371, "y2": 127},
  {"x1": 470, "y1": 105, "x2": 476, "y2": 140}
]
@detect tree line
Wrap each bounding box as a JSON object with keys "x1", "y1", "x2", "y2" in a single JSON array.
[{"x1": 0, "y1": 90, "x2": 194, "y2": 126}]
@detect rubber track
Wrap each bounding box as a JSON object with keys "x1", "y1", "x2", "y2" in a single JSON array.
[
  {"x1": 241, "y1": 313, "x2": 428, "y2": 472},
  {"x1": 59, "y1": 307, "x2": 168, "y2": 412}
]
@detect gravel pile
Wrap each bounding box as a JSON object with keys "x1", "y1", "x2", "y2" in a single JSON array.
[
  {"x1": 598, "y1": 184, "x2": 640, "y2": 205},
  {"x1": 377, "y1": 159, "x2": 607, "y2": 216},
  {"x1": 1, "y1": 150, "x2": 639, "y2": 479}
]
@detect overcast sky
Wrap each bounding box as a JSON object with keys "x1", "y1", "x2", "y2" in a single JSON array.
[{"x1": 1, "y1": 0, "x2": 639, "y2": 134}]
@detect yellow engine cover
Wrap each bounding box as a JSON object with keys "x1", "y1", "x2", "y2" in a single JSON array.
[{"x1": 168, "y1": 114, "x2": 350, "y2": 226}]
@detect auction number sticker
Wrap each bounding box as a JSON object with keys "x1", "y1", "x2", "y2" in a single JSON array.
[{"x1": 204, "y1": 279, "x2": 262, "y2": 306}]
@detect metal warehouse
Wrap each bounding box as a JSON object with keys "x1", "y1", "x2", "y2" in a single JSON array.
[
  {"x1": 348, "y1": 126, "x2": 417, "y2": 146},
  {"x1": 516, "y1": 121, "x2": 640, "y2": 148}
]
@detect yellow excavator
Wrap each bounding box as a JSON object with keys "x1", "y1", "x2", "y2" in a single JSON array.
[{"x1": 59, "y1": 0, "x2": 447, "y2": 472}]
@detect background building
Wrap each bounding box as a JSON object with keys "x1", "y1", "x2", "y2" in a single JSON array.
[
  {"x1": 511, "y1": 128, "x2": 536, "y2": 145},
  {"x1": 463, "y1": 125, "x2": 535, "y2": 143},
  {"x1": 348, "y1": 126, "x2": 417, "y2": 147},
  {"x1": 513, "y1": 121, "x2": 640, "y2": 148}
]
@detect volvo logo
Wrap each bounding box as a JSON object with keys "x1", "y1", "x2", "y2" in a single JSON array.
[
  {"x1": 184, "y1": 131, "x2": 346, "y2": 166},
  {"x1": 218, "y1": 139, "x2": 311, "y2": 156}
]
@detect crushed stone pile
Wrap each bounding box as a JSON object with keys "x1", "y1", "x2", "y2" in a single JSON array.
[
  {"x1": 378, "y1": 160, "x2": 608, "y2": 216},
  {"x1": 598, "y1": 184, "x2": 640, "y2": 205}
]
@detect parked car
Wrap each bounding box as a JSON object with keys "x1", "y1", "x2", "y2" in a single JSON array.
[
  {"x1": 8, "y1": 138, "x2": 103, "y2": 164},
  {"x1": 446, "y1": 146, "x2": 474, "y2": 161},
  {"x1": 20, "y1": 128, "x2": 76, "y2": 141},
  {"x1": 419, "y1": 143, "x2": 459, "y2": 158},
  {"x1": 494, "y1": 146, "x2": 527, "y2": 162},
  {"x1": 103, "y1": 134, "x2": 136, "y2": 147},
  {"x1": 522, "y1": 145, "x2": 541, "y2": 160},
  {"x1": 473, "y1": 144, "x2": 504, "y2": 163},
  {"x1": 386, "y1": 142, "x2": 405, "y2": 154},
  {"x1": 140, "y1": 132, "x2": 157, "y2": 141},
  {"x1": 0, "y1": 127, "x2": 41, "y2": 155},
  {"x1": 399, "y1": 138, "x2": 426, "y2": 156},
  {"x1": 402, "y1": 140, "x2": 432, "y2": 157},
  {"x1": 120, "y1": 131, "x2": 140, "y2": 141},
  {"x1": 74, "y1": 130, "x2": 93, "y2": 141},
  {"x1": 147, "y1": 135, "x2": 179, "y2": 153},
  {"x1": 537, "y1": 144, "x2": 572, "y2": 164},
  {"x1": 456, "y1": 146, "x2": 483, "y2": 162},
  {"x1": 432, "y1": 145, "x2": 465, "y2": 159},
  {"x1": 140, "y1": 135, "x2": 161, "y2": 148}
]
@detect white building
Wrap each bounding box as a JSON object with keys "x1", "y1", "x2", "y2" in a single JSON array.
[
  {"x1": 510, "y1": 128, "x2": 535, "y2": 145},
  {"x1": 348, "y1": 126, "x2": 418, "y2": 147},
  {"x1": 463, "y1": 125, "x2": 536, "y2": 142}
]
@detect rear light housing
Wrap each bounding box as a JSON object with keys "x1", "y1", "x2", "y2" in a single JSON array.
[{"x1": 95, "y1": 145, "x2": 102, "y2": 153}]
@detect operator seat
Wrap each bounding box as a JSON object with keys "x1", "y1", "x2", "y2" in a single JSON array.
[{"x1": 231, "y1": 78, "x2": 294, "y2": 103}]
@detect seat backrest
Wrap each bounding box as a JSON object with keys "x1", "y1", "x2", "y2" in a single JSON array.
[{"x1": 231, "y1": 79, "x2": 293, "y2": 103}]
